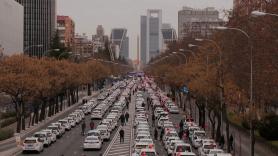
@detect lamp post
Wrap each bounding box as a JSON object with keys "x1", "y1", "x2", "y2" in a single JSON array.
[
  {"x1": 194, "y1": 38, "x2": 224, "y2": 134},
  {"x1": 213, "y1": 26, "x2": 254, "y2": 156},
  {"x1": 43, "y1": 49, "x2": 60, "y2": 57},
  {"x1": 251, "y1": 10, "x2": 278, "y2": 17},
  {"x1": 179, "y1": 49, "x2": 195, "y2": 64}
]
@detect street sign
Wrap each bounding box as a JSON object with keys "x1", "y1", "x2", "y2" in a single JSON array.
[{"x1": 180, "y1": 85, "x2": 189, "y2": 94}]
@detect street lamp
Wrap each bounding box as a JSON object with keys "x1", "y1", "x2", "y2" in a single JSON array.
[
  {"x1": 213, "y1": 26, "x2": 254, "y2": 155},
  {"x1": 251, "y1": 10, "x2": 278, "y2": 17},
  {"x1": 44, "y1": 49, "x2": 60, "y2": 57},
  {"x1": 58, "y1": 52, "x2": 73, "y2": 60}
]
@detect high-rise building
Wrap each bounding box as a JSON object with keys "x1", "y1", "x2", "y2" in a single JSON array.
[
  {"x1": 233, "y1": 0, "x2": 267, "y2": 16},
  {"x1": 92, "y1": 25, "x2": 108, "y2": 53},
  {"x1": 57, "y1": 16, "x2": 75, "y2": 50},
  {"x1": 15, "y1": 0, "x2": 56, "y2": 57},
  {"x1": 178, "y1": 7, "x2": 224, "y2": 39},
  {"x1": 0, "y1": 0, "x2": 23, "y2": 56},
  {"x1": 140, "y1": 9, "x2": 163, "y2": 64},
  {"x1": 110, "y1": 28, "x2": 129, "y2": 59},
  {"x1": 96, "y1": 25, "x2": 104, "y2": 37}
]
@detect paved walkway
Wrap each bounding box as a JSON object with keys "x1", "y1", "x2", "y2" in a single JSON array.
[{"x1": 104, "y1": 93, "x2": 135, "y2": 156}]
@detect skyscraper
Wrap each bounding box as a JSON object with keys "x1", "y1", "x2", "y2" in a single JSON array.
[
  {"x1": 140, "y1": 9, "x2": 163, "y2": 64},
  {"x1": 110, "y1": 28, "x2": 129, "y2": 60},
  {"x1": 16, "y1": 0, "x2": 57, "y2": 57}
]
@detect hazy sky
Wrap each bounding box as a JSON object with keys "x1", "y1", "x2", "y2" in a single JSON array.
[{"x1": 57, "y1": 0, "x2": 233, "y2": 59}]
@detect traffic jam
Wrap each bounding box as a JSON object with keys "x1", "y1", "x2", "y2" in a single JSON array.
[
  {"x1": 21, "y1": 79, "x2": 135, "y2": 154},
  {"x1": 132, "y1": 76, "x2": 232, "y2": 156}
]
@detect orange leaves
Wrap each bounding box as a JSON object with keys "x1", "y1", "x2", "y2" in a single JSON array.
[{"x1": 0, "y1": 55, "x2": 120, "y2": 101}]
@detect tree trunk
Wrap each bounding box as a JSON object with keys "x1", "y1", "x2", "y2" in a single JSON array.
[
  {"x1": 67, "y1": 90, "x2": 71, "y2": 106},
  {"x1": 250, "y1": 120, "x2": 255, "y2": 156},
  {"x1": 208, "y1": 110, "x2": 216, "y2": 139},
  {"x1": 76, "y1": 87, "x2": 79, "y2": 102},
  {"x1": 216, "y1": 113, "x2": 221, "y2": 142},
  {"x1": 21, "y1": 102, "x2": 26, "y2": 131},
  {"x1": 15, "y1": 100, "x2": 21, "y2": 133},
  {"x1": 59, "y1": 94, "x2": 64, "y2": 111},
  {"x1": 39, "y1": 100, "x2": 47, "y2": 121},
  {"x1": 55, "y1": 96, "x2": 59, "y2": 114},
  {"x1": 87, "y1": 84, "x2": 91, "y2": 96}
]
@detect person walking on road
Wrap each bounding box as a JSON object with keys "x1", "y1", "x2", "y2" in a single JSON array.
[
  {"x1": 229, "y1": 134, "x2": 234, "y2": 150},
  {"x1": 126, "y1": 100, "x2": 129, "y2": 109},
  {"x1": 119, "y1": 128, "x2": 125, "y2": 143},
  {"x1": 160, "y1": 128, "x2": 164, "y2": 141},
  {"x1": 120, "y1": 113, "x2": 125, "y2": 126},
  {"x1": 179, "y1": 120, "x2": 184, "y2": 132},
  {"x1": 81, "y1": 120, "x2": 86, "y2": 136},
  {"x1": 154, "y1": 128, "x2": 158, "y2": 140},
  {"x1": 90, "y1": 119, "x2": 95, "y2": 130},
  {"x1": 219, "y1": 135, "x2": 225, "y2": 149},
  {"x1": 125, "y1": 112, "x2": 129, "y2": 123},
  {"x1": 152, "y1": 113, "x2": 155, "y2": 126}
]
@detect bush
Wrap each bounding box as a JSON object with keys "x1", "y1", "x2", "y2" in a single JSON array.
[
  {"x1": 0, "y1": 117, "x2": 16, "y2": 128},
  {"x1": 258, "y1": 115, "x2": 278, "y2": 140},
  {"x1": 0, "y1": 112, "x2": 16, "y2": 119},
  {"x1": 0, "y1": 128, "x2": 14, "y2": 141}
]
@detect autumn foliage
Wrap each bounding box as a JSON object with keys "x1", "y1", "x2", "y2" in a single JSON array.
[{"x1": 0, "y1": 55, "x2": 131, "y2": 133}]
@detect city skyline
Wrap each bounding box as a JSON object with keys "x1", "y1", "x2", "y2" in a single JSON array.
[{"x1": 57, "y1": 0, "x2": 233, "y2": 59}]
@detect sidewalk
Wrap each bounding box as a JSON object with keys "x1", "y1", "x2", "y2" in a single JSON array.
[
  {"x1": 0, "y1": 91, "x2": 99, "y2": 156},
  {"x1": 103, "y1": 92, "x2": 135, "y2": 156}
]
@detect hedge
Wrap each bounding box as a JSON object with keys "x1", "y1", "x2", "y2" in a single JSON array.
[
  {"x1": 0, "y1": 117, "x2": 16, "y2": 128},
  {"x1": 0, "y1": 128, "x2": 14, "y2": 141}
]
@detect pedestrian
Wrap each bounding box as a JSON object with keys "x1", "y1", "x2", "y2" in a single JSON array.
[
  {"x1": 152, "y1": 113, "x2": 155, "y2": 126},
  {"x1": 229, "y1": 134, "x2": 234, "y2": 150},
  {"x1": 119, "y1": 128, "x2": 124, "y2": 143},
  {"x1": 142, "y1": 102, "x2": 145, "y2": 108},
  {"x1": 120, "y1": 113, "x2": 125, "y2": 126},
  {"x1": 126, "y1": 101, "x2": 129, "y2": 109},
  {"x1": 90, "y1": 119, "x2": 95, "y2": 130},
  {"x1": 154, "y1": 128, "x2": 158, "y2": 140},
  {"x1": 179, "y1": 120, "x2": 184, "y2": 132},
  {"x1": 179, "y1": 130, "x2": 183, "y2": 140},
  {"x1": 81, "y1": 120, "x2": 86, "y2": 136},
  {"x1": 125, "y1": 112, "x2": 129, "y2": 123},
  {"x1": 219, "y1": 135, "x2": 225, "y2": 149},
  {"x1": 160, "y1": 128, "x2": 164, "y2": 141}
]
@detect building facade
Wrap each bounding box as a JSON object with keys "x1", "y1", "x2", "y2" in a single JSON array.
[
  {"x1": 178, "y1": 7, "x2": 224, "y2": 39},
  {"x1": 110, "y1": 28, "x2": 129, "y2": 60},
  {"x1": 16, "y1": 0, "x2": 56, "y2": 57},
  {"x1": 73, "y1": 33, "x2": 93, "y2": 57},
  {"x1": 140, "y1": 9, "x2": 163, "y2": 64},
  {"x1": 57, "y1": 15, "x2": 75, "y2": 49},
  {"x1": 0, "y1": 0, "x2": 23, "y2": 56}
]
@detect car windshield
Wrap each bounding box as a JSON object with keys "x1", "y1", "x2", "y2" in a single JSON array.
[
  {"x1": 204, "y1": 144, "x2": 215, "y2": 149},
  {"x1": 176, "y1": 145, "x2": 191, "y2": 152},
  {"x1": 24, "y1": 140, "x2": 36, "y2": 144},
  {"x1": 195, "y1": 132, "x2": 205, "y2": 138},
  {"x1": 34, "y1": 134, "x2": 44, "y2": 138},
  {"x1": 88, "y1": 132, "x2": 100, "y2": 136}
]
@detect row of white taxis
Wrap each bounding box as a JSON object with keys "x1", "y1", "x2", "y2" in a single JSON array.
[{"x1": 83, "y1": 80, "x2": 135, "y2": 150}]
